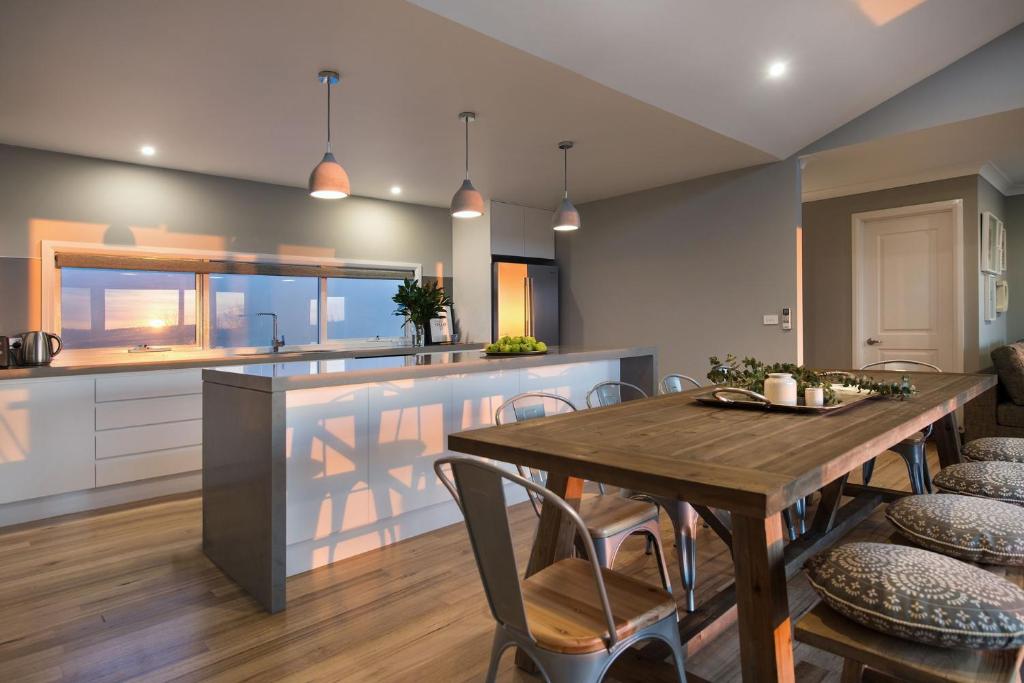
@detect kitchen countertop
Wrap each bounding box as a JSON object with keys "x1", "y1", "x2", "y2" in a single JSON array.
[
  {"x1": 202, "y1": 346, "x2": 657, "y2": 392},
  {"x1": 0, "y1": 343, "x2": 483, "y2": 381}
]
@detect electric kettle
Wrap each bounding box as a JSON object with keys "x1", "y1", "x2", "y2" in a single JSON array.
[{"x1": 14, "y1": 331, "x2": 63, "y2": 366}]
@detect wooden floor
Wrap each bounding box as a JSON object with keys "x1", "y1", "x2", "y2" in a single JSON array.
[{"x1": 0, "y1": 452, "x2": 928, "y2": 683}]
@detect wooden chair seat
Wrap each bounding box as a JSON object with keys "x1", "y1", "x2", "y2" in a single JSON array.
[
  {"x1": 578, "y1": 495, "x2": 659, "y2": 538},
  {"x1": 522, "y1": 557, "x2": 676, "y2": 655},
  {"x1": 795, "y1": 602, "x2": 1024, "y2": 683}
]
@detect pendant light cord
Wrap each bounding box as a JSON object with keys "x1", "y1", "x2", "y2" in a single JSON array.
[
  {"x1": 563, "y1": 146, "x2": 568, "y2": 198},
  {"x1": 464, "y1": 116, "x2": 470, "y2": 179},
  {"x1": 325, "y1": 78, "x2": 332, "y2": 153}
]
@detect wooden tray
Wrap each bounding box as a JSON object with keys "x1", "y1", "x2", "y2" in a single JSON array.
[
  {"x1": 482, "y1": 350, "x2": 548, "y2": 357},
  {"x1": 694, "y1": 385, "x2": 879, "y2": 414}
]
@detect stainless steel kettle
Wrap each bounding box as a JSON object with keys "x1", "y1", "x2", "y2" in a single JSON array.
[{"x1": 15, "y1": 331, "x2": 63, "y2": 366}]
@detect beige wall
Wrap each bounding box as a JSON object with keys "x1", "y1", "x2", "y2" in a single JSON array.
[
  {"x1": 0, "y1": 144, "x2": 451, "y2": 336},
  {"x1": 557, "y1": 159, "x2": 801, "y2": 381},
  {"x1": 802, "y1": 176, "x2": 982, "y2": 371},
  {"x1": 1005, "y1": 195, "x2": 1024, "y2": 343}
]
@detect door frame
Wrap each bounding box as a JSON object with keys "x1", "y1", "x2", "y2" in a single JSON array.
[{"x1": 851, "y1": 199, "x2": 965, "y2": 372}]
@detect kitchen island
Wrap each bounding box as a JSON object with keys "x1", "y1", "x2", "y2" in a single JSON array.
[{"x1": 200, "y1": 346, "x2": 655, "y2": 612}]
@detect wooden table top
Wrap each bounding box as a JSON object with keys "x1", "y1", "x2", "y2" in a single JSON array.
[{"x1": 447, "y1": 371, "x2": 995, "y2": 517}]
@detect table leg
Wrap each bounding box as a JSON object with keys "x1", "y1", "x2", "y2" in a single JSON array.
[
  {"x1": 933, "y1": 411, "x2": 962, "y2": 469},
  {"x1": 517, "y1": 472, "x2": 585, "y2": 672},
  {"x1": 732, "y1": 512, "x2": 795, "y2": 682}
]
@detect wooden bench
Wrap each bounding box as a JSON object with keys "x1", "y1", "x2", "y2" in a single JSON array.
[{"x1": 796, "y1": 536, "x2": 1024, "y2": 682}]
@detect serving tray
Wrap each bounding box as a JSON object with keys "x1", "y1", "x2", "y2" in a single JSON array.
[
  {"x1": 482, "y1": 350, "x2": 548, "y2": 357},
  {"x1": 694, "y1": 384, "x2": 879, "y2": 414}
]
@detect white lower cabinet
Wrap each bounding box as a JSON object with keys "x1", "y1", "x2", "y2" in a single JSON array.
[{"x1": 0, "y1": 378, "x2": 95, "y2": 505}]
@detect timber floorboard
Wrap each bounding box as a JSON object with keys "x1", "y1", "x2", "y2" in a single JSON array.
[{"x1": 0, "y1": 449, "x2": 928, "y2": 682}]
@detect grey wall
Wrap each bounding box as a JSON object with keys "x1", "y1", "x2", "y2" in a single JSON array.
[
  {"x1": 803, "y1": 23, "x2": 1024, "y2": 155},
  {"x1": 802, "y1": 176, "x2": 981, "y2": 371},
  {"x1": 978, "y1": 176, "x2": 1008, "y2": 365},
  {"x1": 0, "y1": 144, "x2": 451, "y2": 335},
  {"x1": 557, "y1": 159, "x2": 800, "y2": 381},
  {"x1": 1005, "y1": 195, "x2": 1024, "y2": 342}
]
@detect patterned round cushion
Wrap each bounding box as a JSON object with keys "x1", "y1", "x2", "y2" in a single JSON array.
[
  {"x1": 933, "y1": 462, "x2": 1024, "y2": 506},
  {"x1": 805, "y1": 542, "x2": 1024, "y2": 649},
  {"x1": 886, "y1": 494, "x2": 1024, "y2": 565},
  {"x1": 964, "y1": 437, "x2": 1024, "y2": 463}
]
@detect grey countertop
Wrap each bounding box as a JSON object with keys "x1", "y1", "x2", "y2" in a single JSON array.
[
  {"x1": 0, "y1": 343, "x2": 483, "y2": 381},
  {"x1": 202, "y1": 346, "x2": 658, "y2": 392}
]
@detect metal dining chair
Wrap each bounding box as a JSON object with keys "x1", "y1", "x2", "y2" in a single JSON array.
[
  {"x1": 859, "y1": 359, "x2": 941, "y2": 494},
  {"x1": 495, "y1": 393, "x2": 672, "y2": 594},
  {"x1": 586, "y1": 380, "x2": 701, "y2": 612},
  {"x1": 660, "y1": 373, "x2": 702, "y2": 394},
  {"x1": 435, "y1": 456, "x2": 687, "y2": 683}
]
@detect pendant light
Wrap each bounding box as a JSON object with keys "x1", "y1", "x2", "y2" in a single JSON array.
[
  {"x1": 309, "y1": 70, "x2": 350, "y2": 199},
  {"x1": 450, "y1": 111, "x2": 484, "y2": 218},
  {"x1": 552, "y1": 141, "x2": 580, "y2": 231}
]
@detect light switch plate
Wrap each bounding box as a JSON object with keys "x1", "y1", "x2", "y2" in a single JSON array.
[{"x1": 763, "y1": 314, "x2": 779, "y2": 325}]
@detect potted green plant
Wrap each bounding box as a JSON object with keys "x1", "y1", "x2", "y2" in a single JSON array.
[{"x1": 392, "y1": 278, "x2": 453, "y2": 346}]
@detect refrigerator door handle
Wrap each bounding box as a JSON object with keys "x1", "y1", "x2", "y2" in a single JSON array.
[
  {"x1": 529, "y1": 277, "x2": 536, "y2": 337},
  {"x1": 523, "y1": 277, "x2": 530, "y2": 337}
]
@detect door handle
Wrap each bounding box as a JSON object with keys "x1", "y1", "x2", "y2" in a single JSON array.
[{"x1": 866, "y1": 338, "x2": 882, "y2": 345}]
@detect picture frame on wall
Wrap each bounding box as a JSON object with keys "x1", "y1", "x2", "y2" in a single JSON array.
[
  {"x1": 997, "y1": 280, "x2": 1009, "y2": 314},
  {"x1": 981, "y1": 211, "x2": 1003, "y2": 274},
  {"x1": 999, "y1": 222, "x2": 1007, "y2": 272},
  {"x1": 985, "y1": 274, "x2": 998, "y2": 322}
]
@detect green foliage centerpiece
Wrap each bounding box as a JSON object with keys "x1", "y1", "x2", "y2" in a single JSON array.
[
  {"x1": 707, "y1": 354, "x2": 916, "y2": 406},
  {"x1": 392, "y1": 279, "x2": 453, "y2": 345}
]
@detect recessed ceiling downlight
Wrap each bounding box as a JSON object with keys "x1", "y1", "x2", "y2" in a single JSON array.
[
  {"x1": 140, "y1": 145, "x2": 155, "y2": 156},
  {"x1": 767, "y1": 61, "x2": 788, "y2": 79}
]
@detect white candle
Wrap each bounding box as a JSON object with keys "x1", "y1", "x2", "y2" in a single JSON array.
[{"x1": 805, "y1": 387, "x2": 824, "y2": 407}]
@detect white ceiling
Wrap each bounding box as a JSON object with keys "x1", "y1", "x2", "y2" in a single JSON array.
[
  {"x1": 1, "y1": 1, "x2": 1021, "y2": 210},
  {"x1": 0, "y1": 0, "x2": 771, "y2": 210},
  {"x1": 410, "y1": 0, "x2": 1024, "y2": 158},
  {"x1": 801, "y1": 108, "x2": 1024, "y2": 201}
]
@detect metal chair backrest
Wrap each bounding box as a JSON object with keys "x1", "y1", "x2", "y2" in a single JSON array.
[
  {"x1": 434, "y1": 456, "x2": 618, "y2": 648},
  {"x1": 859, "y1": 359, "x2": 942, "y2": 372},
  {"x1": 586, "y1": 380, "x2": 648, "y2": 408},
  {"x1": 660, "y1": 373, "x2": 702, "y2": 394},
  {"x1": 495, "y1": 392, "x2": 578, "y2": 516}
]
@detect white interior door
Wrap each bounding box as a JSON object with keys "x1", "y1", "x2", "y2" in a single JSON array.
[{"x1": 853, "y1": 201, "x2": 962, "y2": 372}]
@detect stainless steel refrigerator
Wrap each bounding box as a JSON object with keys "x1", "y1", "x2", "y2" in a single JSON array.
[{"x1": 492, "y1": 261, "x2": 559, "y2": 344}]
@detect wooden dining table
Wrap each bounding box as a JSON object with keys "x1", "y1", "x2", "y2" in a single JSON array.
[{"x1": 446, "y1": 370, "x2": 996, "y2": 682}]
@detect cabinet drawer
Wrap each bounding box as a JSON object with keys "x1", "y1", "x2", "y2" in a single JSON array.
[
  {"x1": 96, "y1": 394, "x2": 202, "y2": 430},
  {"x1": 96, "y1": 445, "x2": 201, "y2": 487},
  {"x1": 96, "y1": 369, "x2": 203, "y2": 402},
  {"x1": 96, "y1": 419, "x2": 202, "y2": 459}
]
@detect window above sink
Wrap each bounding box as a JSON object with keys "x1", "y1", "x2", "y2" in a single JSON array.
[{"x1": 43, "y1": 241, "x2": 424, "y2": 360}]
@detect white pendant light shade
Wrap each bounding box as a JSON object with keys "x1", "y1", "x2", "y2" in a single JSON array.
[
  {"x1": 551, "y1": 141, "x2": 580, "y2": 231},
  {"x1": 451, "y1": 112, "x2": 484, "y2": 219},
  {"x1": 309, "y1": 70, "x2": 349, "y2": 199},
  {"x1": 552, "y1": 196, "x2": 581, "y2": 231},
  {"x1": 450, "y1": 178, "x2": 484, "y2": 218}
]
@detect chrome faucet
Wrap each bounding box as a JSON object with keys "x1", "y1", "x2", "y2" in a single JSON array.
[{"x1": 256, "y1": 312, "x2": 285, "y2": 352}]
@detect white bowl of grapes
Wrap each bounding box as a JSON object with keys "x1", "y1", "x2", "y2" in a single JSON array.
[{"x1": 483, "y1": 336, "x2": 548, "y2": 356}]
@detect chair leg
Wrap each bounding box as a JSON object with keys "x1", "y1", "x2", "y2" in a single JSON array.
[
  {"x1": 642, "y1": 518, "x2": 673, "y2": 594},
  {"x1": 666, "y1": 500, "x2": 698, "y2": 613},
  {"x1": 485, "y1": 626, "x2": 510, "y2": 683},
  {"x1": 782, "y1": 508, "x2": 796, "y2": 541},
  {"x1": 794, "y1": 496, "x2": 807, "y2": 536},
  {"x1": 591, "y1": 535, "x2": 611, "y2": 569},
  {"x1": 862, "y1": 458, "x2": 876, "y2": 486},
  {"x1": 921, "y1": 454, "x2": 934, "y2": 493},
  {"x1": 895, "y1": 442, "x2": 928, "y2": 495}
]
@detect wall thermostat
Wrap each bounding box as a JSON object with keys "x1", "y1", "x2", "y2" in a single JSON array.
[{"x1": 781, "y1": 307, "x2": 792, "y2": 331}]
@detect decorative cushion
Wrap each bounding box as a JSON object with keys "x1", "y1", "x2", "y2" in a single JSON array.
[
  {"x1": 992, "y1": 343, "x2": 1024, "y2": 406},
  {"x1": 885, "y1": 494, "x2": 1024, "y2": 565},
  {"x1": 964, "y1": 437, "x2": 1024, "y2": 464},
  {"x1": 805, "y1": 542, "x2": 1024, "y2": 649},
  {"x1": 997, "y1": 403, "x2": 1024, "y2": 429},
  {"x1": 933, "y1": 462, "x2": 1024, "y2": 506}
]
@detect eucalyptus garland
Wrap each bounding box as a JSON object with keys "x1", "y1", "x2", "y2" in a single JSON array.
[{"x1": 707, "y1": 354, "x2": 916, "y2": 406}]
